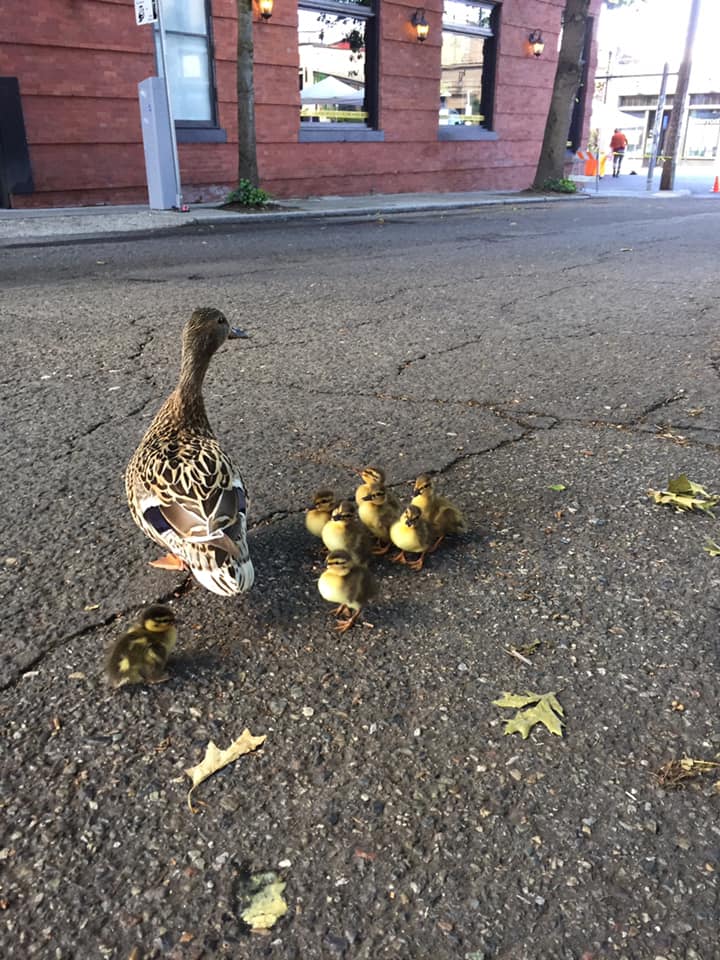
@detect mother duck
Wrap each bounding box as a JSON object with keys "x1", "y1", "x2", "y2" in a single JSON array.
[{"x1": 125, "y1": 307, "x2": 254, "y2": 596}]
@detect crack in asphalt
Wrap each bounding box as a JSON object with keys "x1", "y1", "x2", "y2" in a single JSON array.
[
  {"x1": 0, "y1": 574, "x2": 196, "y2": 694},
  {"x1": 1, "y1": 376, "x2": 707, "y2": 691}
]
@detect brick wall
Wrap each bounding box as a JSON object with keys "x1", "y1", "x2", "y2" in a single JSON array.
[{"x1": 0, "y1": 0, "x2": 602, "y2": 208}]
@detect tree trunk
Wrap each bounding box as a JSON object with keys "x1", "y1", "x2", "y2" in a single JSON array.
[
  {"x1": 532, "y1": 0, "x2": 592, "y2": 189},
  {"x1": 659, "y1": 0, "x2": 700, "y2": 191},
  {"x1": 237, "y1": 0, "x2": 259, "y2": 186}
]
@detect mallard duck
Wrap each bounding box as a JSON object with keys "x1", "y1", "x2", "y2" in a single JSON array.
[
  {"x1": 318, "y1": 550, "x2": 377, "y2": 632},
  {"x1": 354, "y1": 466, "x2": 402, "y2": 514},
  {"x1": 125, "y1": 307, "x2": 254, "y2": 597},
  {"x1": 389, "y1": 504, "x2": 436, "y2": 571},
  {"x1": 411, "y1": 473, "x2": 466, "y2": 551},
  {"x1": 105, "y1": 604, "x2": 177, "y2": 688},
  {"x1": 305, "y1": 489, "x2": 335, "y2": 539},
  {"x1": 321, "y1": 500, "x2": 373, "y2": 563},
  {"x1": 358, "y1": 481, "x2": 402, "y2": 555}
]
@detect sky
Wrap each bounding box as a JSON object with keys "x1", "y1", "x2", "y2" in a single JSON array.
[{"x1": 596, "y1": 0, "x2": 720, "y2": 83}]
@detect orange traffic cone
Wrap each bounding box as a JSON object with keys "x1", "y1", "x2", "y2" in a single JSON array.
[{"x1": 712, "y1": 175, "x2": 720, "y2": 193}]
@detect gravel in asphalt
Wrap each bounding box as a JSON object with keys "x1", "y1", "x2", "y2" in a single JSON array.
[{"x1": 1, "y1": 199, "x2": 718, "y2": 960}]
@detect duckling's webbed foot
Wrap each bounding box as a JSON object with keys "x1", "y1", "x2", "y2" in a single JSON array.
[
  {"x1": 335, "y1": 609, "x2": 361, "y2": 632},
  {"x1": 331, "y1": 604, "x2": 351, "y2": 617},
  {"x1": 372, "y1": 541, "x2": 392, "y2": 556},
  {"x1": 406, "y1": 553, "x2": 426, "y2": 571},
  {"x1": 427, "y1": 536, "x2": 445, "y2": 555},
  {"x1": 390, "y1": 551, "x2": 408, "y2": 565}
]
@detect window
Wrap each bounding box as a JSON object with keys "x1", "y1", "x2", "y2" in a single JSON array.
[
  {"x1": 298, "y1": 0, "x2": 382, "y2": 142},
  {"x1": 439, "y1": 0, "x2": 499, "y2": 140},
  {"x1": 155, "y1": 0, "x2": 225, "y2": 141}
]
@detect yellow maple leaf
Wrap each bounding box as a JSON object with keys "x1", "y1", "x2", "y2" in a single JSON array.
[
  {"x1": 184, "y1": 729, "x2": 266, "y2": 813},
  {"x1": 493, "y1": 691, "x2": 565, "y2": 739}
]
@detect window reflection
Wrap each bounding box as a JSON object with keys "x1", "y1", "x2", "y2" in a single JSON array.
[
  {"x1": 154, "y1": 0, "x2": 213, "y2": 123},
  {"x1": 440, "y1": 31, "x2": 486, "y2": 126},
  {"x1": 440, "y1": 0, "x2": 496, "y2": 129},
  {"x1": 299, "y1": 9, "x2": 369, "y2": 124}
]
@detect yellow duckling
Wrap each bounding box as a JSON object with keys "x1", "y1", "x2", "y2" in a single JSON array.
[
  {"x1": 354, "y1": 466, "x2": 402, "y2": 514},
  {"x1": 305, "y1": 489, "x2": 335, "y2": 539},
  {"x1": 105, "y1": 604, "x2": 177, "y2": 688},
  {"x1": 389, "y1": 504, "x2": 436, "y2": 571},
  {"x1": 318, "y1": 550, "x2": 377, "y2": 632},
  {"x1": 358, "y1": 481, "x2": 402, "y2": 555},
  {"x1": 321, "y1": 500, "x2": 373, "y2": 564},
  {"x1": 411, "y1": 473, "x2": 466, "y2": 551},
  {"x1": 125, "y1": 307, "x2": 254, "y2": 597}
]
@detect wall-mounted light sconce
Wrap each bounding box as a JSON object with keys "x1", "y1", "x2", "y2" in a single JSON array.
[
  {"x1": 411, "y1": 9, "x2": 429, "y2": 42},
  {"x1": 258, "y1": 0, "x2": 274, "y2": 20},
  {"x1": 528, "y1": 30, "x2": 545, "y2": 57}
]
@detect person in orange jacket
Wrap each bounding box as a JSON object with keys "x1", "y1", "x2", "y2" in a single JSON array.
[{"x1": 610, "y1": 129, "x2": 629, "y2": 177}]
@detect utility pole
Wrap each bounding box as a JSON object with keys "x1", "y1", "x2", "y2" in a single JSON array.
[
  {"x1": 647, "y1": 63, "x2": 669, "y2": 192},
  {"x1": 659, "y1": 0, "x2": 701, "y2": 191}
]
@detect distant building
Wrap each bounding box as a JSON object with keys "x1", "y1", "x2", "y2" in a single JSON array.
[{"x1": 0, "y1": 0, "x2": 602, "y2": 208}]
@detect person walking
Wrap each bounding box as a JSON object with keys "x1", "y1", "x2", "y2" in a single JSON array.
[{"x1": 610, "y1": 128, "x2": 629, "y2": 177}]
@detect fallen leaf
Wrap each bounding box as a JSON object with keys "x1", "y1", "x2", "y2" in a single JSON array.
[
  {"x1": 655, "y1": 756, "x2": 720, "y2": 788},
  {"x1": 548, "y1": 483, "x2": 566, "y2": 491},
  {"x1": 240, "y1": 872, "x2": 288, "y2": 931},
  {"x1": 703, "y1": 538, "x2": 720, "y2": 556},
  {"x1": 493, "y1": 691, "x2": 565, "y2": 739},
  {"x1": 184, "y1": 729, "x2": 266, "y2": 813},
  {"x1": 84, "y1": 603, "x2": 100, "y2": 612},
  {"x1": 648, "y1": 474, "x2": 720, "y2": 516}
]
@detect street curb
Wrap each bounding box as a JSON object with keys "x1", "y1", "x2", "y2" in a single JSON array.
[{"x1": 0, "y1": 192, "x2": 588, "y2": 249}]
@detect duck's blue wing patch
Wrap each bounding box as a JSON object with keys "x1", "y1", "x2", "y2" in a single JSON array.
[{"x1": 143, "y1": 505, "x2": 173, "y2": 536}]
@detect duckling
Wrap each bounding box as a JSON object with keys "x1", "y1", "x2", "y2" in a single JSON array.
[
  {"x1": 411, "y1": 473, "x2": 466, "y2": 551},
  {"x1": 358, "y1": 481, "x2": 402, "y2": 555},
  {"x1": 305, "y1": 489, "x2": 335, "y2": 539},
  {"x1": 355, "y1": 466, "x2": 402, "y2": 514},
  {"x1": 389, "y1": 504, "x2": 436, "y2": 571},
  {"x1": 125, "y1": 307, "x2": 254, "y2": 597},
  {"x1": 105, "y1": 604, "x2": 177, "y2": 688},
  {"x1": 318, "y1": 550, "x2": 377, "y2": 632},
  {"x1": 321, "y1": 500, "x2": 373, "y2": 564}
]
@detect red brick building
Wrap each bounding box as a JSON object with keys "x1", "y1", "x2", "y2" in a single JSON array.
[{"x1": 0, "y1": 0, "x2": 601, "y2": 208}]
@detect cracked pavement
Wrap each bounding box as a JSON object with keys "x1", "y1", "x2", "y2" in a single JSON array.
[{"x1": 1, "y1": 199, "x2": 719, "y2": 960}]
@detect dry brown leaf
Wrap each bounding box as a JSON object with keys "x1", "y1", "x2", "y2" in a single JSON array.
[
  {"x1": 655, "y1": 756, "x2": 720, "y2": 789},
  {"x1": 185, "y1": 729, "x2": 266, "y2": 813}
]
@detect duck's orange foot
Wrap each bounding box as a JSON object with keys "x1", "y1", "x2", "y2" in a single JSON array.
[
  {"x1": 406, "y1": 553, "x2": 426, "y2": 571},
  {"x1": 149, "y1": 553, "x2": 187, "y2": 571},
  {"x1": 372, "y1": 541, "x2": 392, "y2": 556}
]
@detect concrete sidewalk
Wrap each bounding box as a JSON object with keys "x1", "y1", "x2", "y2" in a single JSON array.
[{"x1": 0, "y1": 182, "x2": 694, "y2": 247}]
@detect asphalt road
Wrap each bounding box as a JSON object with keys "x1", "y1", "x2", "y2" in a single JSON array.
[{"x1": 1, "y1": 198, "x2": 719, "y2": 960}]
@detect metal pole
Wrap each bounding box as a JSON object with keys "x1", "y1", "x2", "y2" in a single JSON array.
[
  {"x1": 647, "y1": 62, "x2": 669, "y2": 192},
  {"x1": 156, "y1": 0, "x2": 183, "y2": 209}
]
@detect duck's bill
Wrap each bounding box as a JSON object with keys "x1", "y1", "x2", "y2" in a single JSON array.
[{"x1": 228, "y1": 327, "x2": 250, "y2": 339}]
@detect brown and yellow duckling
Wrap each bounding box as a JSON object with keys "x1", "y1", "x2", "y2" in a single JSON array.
[
  {"x1": 358, "y1": 481, "x2": 403, "y2": 555},
  {"x1": 354, "y1": 466, "x2": 402, "y2": 514},
  {"x1": 305, "y1": 489, "x2": 335, "y2": 539},
  {"x1": 411, "y1": 473, "x2": 466, "y2": 551},
  {"x1": 105, "y1": 604, "x2": 177, "y2": 688},
  {"x1": 321, "y1": 499, "x2": 373, "y2": 564},
  {"x1": 389, "y1": 504, "x2": 436, "y2": 571},
  {"x1": 318, "y1": 550, "x2": 377, "y2": 632}
]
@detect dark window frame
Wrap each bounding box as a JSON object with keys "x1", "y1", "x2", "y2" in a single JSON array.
[
  {"x1": 154, "y1": 0, "x2": 227, "y2": 143},
  {"x1": 298, "y1": 0, "x2": 384, "y2": 143}
]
